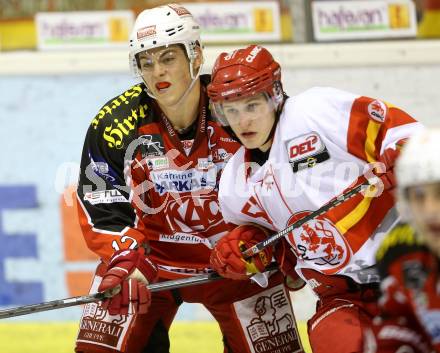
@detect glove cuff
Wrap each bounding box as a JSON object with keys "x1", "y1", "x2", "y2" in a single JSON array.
[{"x1": 136, "y1": 257, "x2": 158, "y2": 283}]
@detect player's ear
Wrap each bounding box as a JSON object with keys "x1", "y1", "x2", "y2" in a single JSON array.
[{"x1": 193, "y1": 45, "x2": 204, "y2": 71}]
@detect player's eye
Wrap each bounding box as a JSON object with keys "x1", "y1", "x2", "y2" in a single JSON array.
[
  {"x1": 246, "y1": 102, "x2": 259, "y2": 112},
  {"x1": 160, "y1": 52, "x2": 177, "y2": 65},
  {"x1": 140, "y1": 59, "x2": 154, "y2": 70},
  {"x1": 224, "y1": 108, "x2": 238, "y2": 116}
]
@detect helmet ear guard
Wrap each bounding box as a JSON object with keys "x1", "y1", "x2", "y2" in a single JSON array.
[{"x1": 271, "y1": 81, "x2": 284, "y2": 111}]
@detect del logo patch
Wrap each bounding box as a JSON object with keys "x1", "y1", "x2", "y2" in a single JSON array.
[{"x1": 286, "y1": 132, "x2": 330, "y2": 172}]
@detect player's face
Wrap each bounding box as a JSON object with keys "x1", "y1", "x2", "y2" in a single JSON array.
[
  {"x1": 222, "y1": 93, "x2": 276, "y2": 151},
  {"x1": 407, "y1": 182, "x2": 440, "y2": 256},
  {"x1": 138, "y1": 45, "x2": 194, "y2": 106}
]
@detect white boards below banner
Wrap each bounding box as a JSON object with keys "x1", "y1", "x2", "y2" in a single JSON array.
[{"x1": 312, "y1": 0, "x2": 417, "y2": 42}]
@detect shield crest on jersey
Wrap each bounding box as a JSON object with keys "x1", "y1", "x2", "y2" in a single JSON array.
[{"x1": 285, "y1": 211, "x2": 352, "y2": 274}]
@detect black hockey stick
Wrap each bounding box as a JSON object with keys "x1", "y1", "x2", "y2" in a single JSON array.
[
  {"x1": 0, "y1": 263, "x2": 279, "y2": 319},
  {"x1": 0, "y1": 271, "x2": 224, "y2": 320},
  {"x1": 241, "y1": 180, "x2": 372, "y2": 259}
]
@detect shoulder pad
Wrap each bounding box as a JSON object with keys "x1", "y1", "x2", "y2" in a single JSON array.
[
  {"x1": 87, "y1": 83, "x2": 157, "y2": 150},
  {"x1": 90, "y1": 83, "x2": 149, "y2": 130}
]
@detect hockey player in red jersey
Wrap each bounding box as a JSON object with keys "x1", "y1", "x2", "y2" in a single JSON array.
[
  {"x1": 363, "y1": 128, "x2": 440, "y2": 353},
  {"x1": 74, "y1": 5, "x2": 301, "y2": 353},
  {"x1": 206, "y1": 44, "x2": 423, "y2": 353}
]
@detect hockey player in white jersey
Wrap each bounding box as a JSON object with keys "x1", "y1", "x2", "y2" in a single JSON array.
[
  {"x1": 362, "y1": 129, "x2": 440, "y2": 353},
  {"x1": 206, "y1": 45, "x2": 424, "y2": 353}
]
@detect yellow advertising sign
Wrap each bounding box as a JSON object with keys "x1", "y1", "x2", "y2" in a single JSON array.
[
  {"x1": 389, "y1": 4, "x2": 411, "y2": 29},
  {"x1": 253, "y1": 8, "x2": 274, "y2": 33},
  {"x1": 0, "y1": 19, "x2": 37, "y2": 50},
  {"x1": 108, "y1": 16, "x2": 131, "y2": 42}
]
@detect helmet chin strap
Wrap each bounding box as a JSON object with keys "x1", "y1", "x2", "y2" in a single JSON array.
[{"x1": 259, "y1": 93, "x2": 287, "y2": 149}]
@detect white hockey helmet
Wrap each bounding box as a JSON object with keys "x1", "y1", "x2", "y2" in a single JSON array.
[
  {"x1": 129, "y1": 3, "x2": 202, "y2": 78},
  {"x1": 396, "y1": 127, "x2": 440, "y2": 219},
  {"x1": 396, "y1": 128, "x2": 440, "y2": 190}
]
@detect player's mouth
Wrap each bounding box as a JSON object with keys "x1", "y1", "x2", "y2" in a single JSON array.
[
  {"x1": 155, "y1": 81, "x2": 171, "y2": 93},
  {"x1": 427, "y1": 223, "x2": 440, "y2": 236},
  {"x1": 241, "y1": 132, "x2": 257, "y2": 139}
]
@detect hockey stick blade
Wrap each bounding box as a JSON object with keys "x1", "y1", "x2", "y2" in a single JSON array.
[
  {"x1": 0, "y1": 271, "x2": 224, "y2": 320},
  {"x1": 241, "y1": 180, "x2": 371, "y2": 259}
]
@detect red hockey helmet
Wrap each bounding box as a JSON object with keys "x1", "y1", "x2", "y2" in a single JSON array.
[{"x1": 207, "y1": 45, "x2": 283, "y2": 125}]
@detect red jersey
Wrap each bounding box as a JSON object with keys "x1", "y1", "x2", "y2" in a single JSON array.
[
  {"x1": 76, "y1": 76, "x2": 240, "y2": 279},
  {"x1": 371, "y1": 223, "x2": 440, "y2": 352}
]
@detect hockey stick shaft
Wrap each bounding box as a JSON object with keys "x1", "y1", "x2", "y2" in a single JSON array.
[
  {"x1": 0, "y1": 263, "x2": 279, "y2": 320},
  {"x1": 0, "y1": 292, "x2": 106, "y2": 320},
  {"x1": 0, "y1": 271, "x2": 224, "y2": 320},
  {"x1": 241, "y1": 180, "x2": 371, "y2": 258}
]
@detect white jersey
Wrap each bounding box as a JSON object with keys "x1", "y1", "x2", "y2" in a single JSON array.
[{"x1": 219, "y1": 87, "x2": 423, "y2": 285}]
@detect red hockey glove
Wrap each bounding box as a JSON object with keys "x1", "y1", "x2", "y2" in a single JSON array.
[
  {"x1": 374, "y1": 139, "x2": 407, "y2": 192},
  {"x1": 274, "y1": 239, "x2": 305, "y2": 291},
  {"x1": 210, "y1": 225, "x2": 273, "y2": 280},
  {"x1": 363, "y1": 316, "x2": 434, "y2": 353},
  {"x1": 98, "y1": 248, "x2": 158, "y2": 315}
]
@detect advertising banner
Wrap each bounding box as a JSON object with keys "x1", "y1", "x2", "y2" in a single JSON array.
[
  {"x1": 312, "y1": 0, "x2": 417, "y2": 41},
  {"x1": 35, "y1": 11, "x2": 134, "y2": 50},
  {"x1": 183, "y1": 1, "x2": 281, "y2": 43}
]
